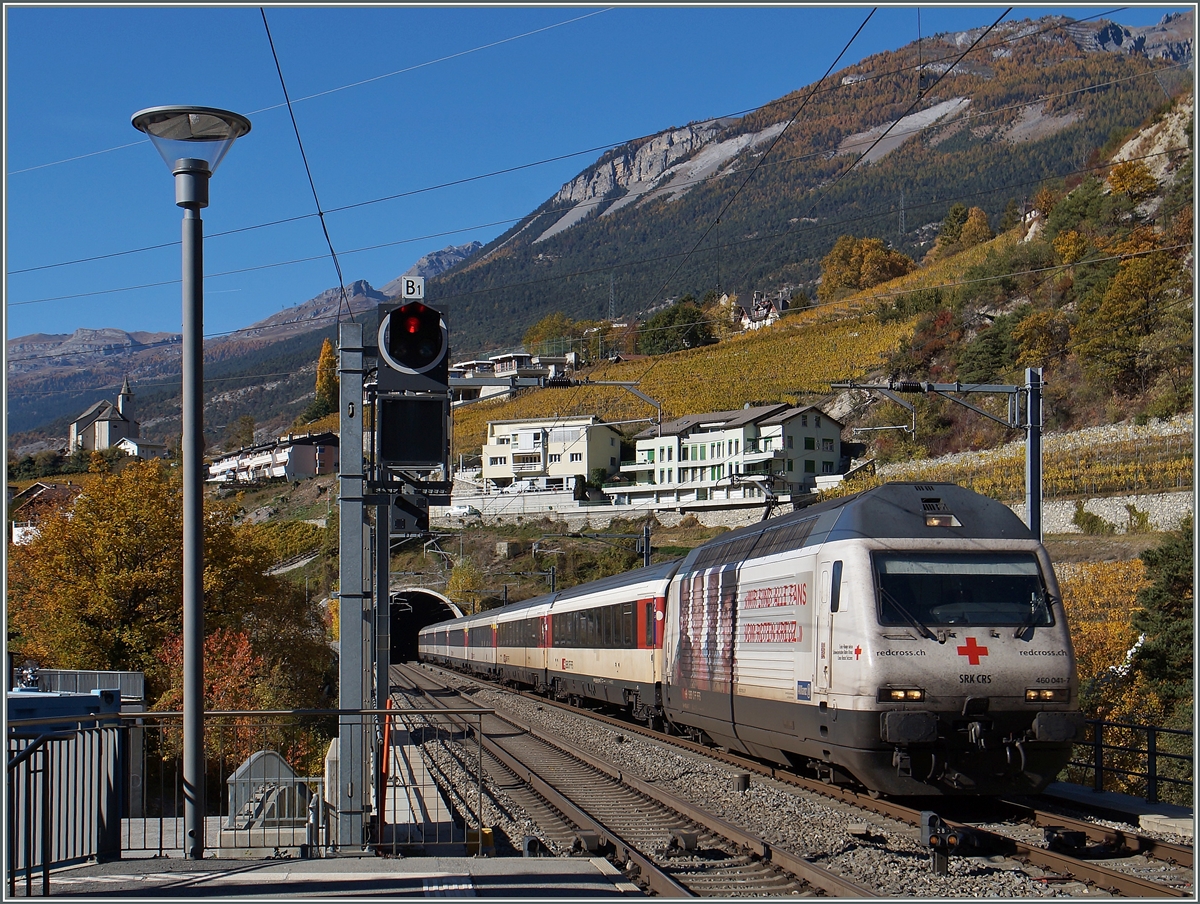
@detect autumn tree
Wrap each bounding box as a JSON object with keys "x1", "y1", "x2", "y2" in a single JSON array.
[
  {"x1": 818, "y1": 235, "x2": 917, "y2": 301},
  {"x1": 6, "y1": 459, "x2": 333, "y2": 709},
  {"x1": 1069, "y1": 251, "x2": 1177, "y2": 392},
  {"x1": 958, "y1": 207, "x2": 994, "y2": 248},
  {"x1": 298, "y1": 337, "x2": 339, "y2": 424},
  {"x1": 446, "y1": 559, "x2": 485, "y2": 614},
  {"x1": 523, "y1": 312, "x2": 577, "y2": 355},
  {"x1": 1108, "y1": 160, "x2": 1157, "y2": 202}
]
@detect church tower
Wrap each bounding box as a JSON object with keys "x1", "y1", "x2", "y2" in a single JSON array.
[{"x1": 117, "y1": 376, "x2": 134, "y2": 420}]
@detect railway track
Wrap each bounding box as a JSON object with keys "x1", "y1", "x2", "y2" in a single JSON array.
[
  {"x1": 393, "y1": 663, "x2": 874, "y2": 897},
  {"x1": 413, "y1": 662, "x2": 1192, "y2": 897}
]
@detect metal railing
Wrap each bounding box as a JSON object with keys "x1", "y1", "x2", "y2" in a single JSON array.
[
  {"x1": 1067, "y1": 719, "x2": 1194, "y2": 805},
  {"x1": 7, "y1": 706, "x2": 488, "y2": 891}
]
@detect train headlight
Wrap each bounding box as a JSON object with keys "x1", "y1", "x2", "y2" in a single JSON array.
[
  {"x1": 878, "y1": 687, "x2": 926, "y2": 702},
  {"x1": 1025, "y1": 688, "x2": 1069, "y2": 702}
]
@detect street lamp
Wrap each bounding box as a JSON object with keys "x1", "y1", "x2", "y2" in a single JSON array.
[{"x1": 132, "y1": 106, "x2": 250, "y2": 861}]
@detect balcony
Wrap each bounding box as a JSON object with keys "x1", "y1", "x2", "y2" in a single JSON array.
[
  {"x1": 511, "y1": 460, "x2": 545, "y2": 474},
  {"x1": 619, "y1": 459, "x2": 655, "y2": 473},
  {"x1": 741, "y1": 448, "x2": 784, "y2": 464}
]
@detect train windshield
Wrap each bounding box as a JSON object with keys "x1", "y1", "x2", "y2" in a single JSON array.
[{"x1": 874, "y1": 552, "x2": 1052, "y2": 628}]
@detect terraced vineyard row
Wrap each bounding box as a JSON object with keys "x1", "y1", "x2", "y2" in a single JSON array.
[
  {"x1": 873, "y1": 422, "x2": 1193, "y2": 502},
  {"x1": 452, "y1": 305, "x2": 914, "y2": 453}
]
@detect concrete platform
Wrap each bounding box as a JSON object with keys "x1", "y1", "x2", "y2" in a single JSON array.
[
  {"x1": 38, "y1": 856, "x2": 643, "y2": 897},
  {"x1": 1042, "y1": 782, "x2": 1194, "y2": 839}
]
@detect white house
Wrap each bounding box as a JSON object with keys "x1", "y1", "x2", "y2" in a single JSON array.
[
  {"x1": 605, "y1": 403, "x2": 843, "y2": 506},
  {"x1": 208, "y1": 432, "x2": 339, "y2": 483},
  {"x1": 480, "y1": 416, "x2": 621, "y2": 492},
  {"x1": 736, "y1": 291, "x2": 788, "y2": 331},
  {"x1": 113, "y1": 437, "x2": 170, "y2": 460}
]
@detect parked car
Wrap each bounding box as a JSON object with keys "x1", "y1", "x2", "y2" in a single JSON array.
[{"x1": 447, "y1": 504, "x2": 481, "y2": 518}]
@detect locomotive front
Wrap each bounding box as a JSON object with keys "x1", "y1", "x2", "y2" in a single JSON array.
[
  {"x1": 850, "y1": 538, "x2": 1084, "y2": 795},
  {"x1": 817, "y1": 485, "x2": 1086, "y2": 796}
]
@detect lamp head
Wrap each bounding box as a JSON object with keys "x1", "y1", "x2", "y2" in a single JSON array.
[{"x1": 131, "y1": 106, "x2": 251, "y2": 174}]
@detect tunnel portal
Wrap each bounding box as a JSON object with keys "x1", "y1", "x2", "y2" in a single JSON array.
[{"x1": 389, "y1": 588, "x2": 462, "y2": 663}]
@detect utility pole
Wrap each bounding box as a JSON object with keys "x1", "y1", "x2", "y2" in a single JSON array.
[{"x1": 831, "y1": 369, "x2": 1045, "y2": 538}]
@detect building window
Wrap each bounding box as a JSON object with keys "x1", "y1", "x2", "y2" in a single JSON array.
[
  {"x1": 610, "y1": 457, "x2": 617, "y2": 466},
  {"x1": 497, "y1": 437, "x2": 510, "y2": 445},
  {"x1": 570, "y1": 452, "x2": 583, "y2": 462},
  {"x1": 667, "y1": 468, "x2": 673, "y2": 483},
  {"x1": 822, "y1": 461, "x2": 835, "y2": 473},
  {"x1": 548, "y1": 454, "x2": 561, "y2": 463},
  {"x1": 787, "y1": 436, "x2": 793, "y2": 449},
  {"x1": 647, "y1": 449, "x2": 655, "y2": 463},
  {"x1": 815, "y1": 415, "x2": 822, "y2": 427},
  {"x1": 659, "y1": 469, "x2": 664, "y2": 483},
  {"x1": 611, "y1": 437, "x2": 616, "y2": 446},
  {"x1": 801, "y1": 414, "x2": 808, "y2": 427},
  {"x1": 787, "y1": 459, "x2": 794, "y2": 471},
  {"x1": 681, "y1": 446, "x2": 689, "y2": 461},
  {"x1": 823, "y1": 438, "x2": 835, "y2": 451},
  {"x1": 699, "y1": 445, "x2": 706, "y2": 461},
  {"x1": 804, "y1": 436, "x2": 816, "y2": 450},
  {"x1": 804, "y1": 460, "x2": 816, "y2": 473},
  {"x1": 490, "y1": 456, "x2": 507, "y2": 466},
  {"x1": 667, "y1": 447, "x2": 673, "y2": 462}
]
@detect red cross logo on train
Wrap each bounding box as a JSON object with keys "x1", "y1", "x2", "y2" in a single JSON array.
[
  {"x1": 957, "y1": 636, "x2": 988, "y2": 665},
  {"x1": 854, "y1": 646, "x2": 862, "y2": 660}
]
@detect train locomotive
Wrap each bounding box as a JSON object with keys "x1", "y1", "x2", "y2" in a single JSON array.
[{"x1": 418, "y1": 483, "x2": 1084, "y2": 795}]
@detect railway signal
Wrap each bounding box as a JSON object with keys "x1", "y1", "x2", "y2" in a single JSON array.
[{"x1": 375, "y1": 300, "x2": 451, "y2": 473}]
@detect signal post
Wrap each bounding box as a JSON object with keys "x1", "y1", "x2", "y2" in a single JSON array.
[{"x1": 338, "y1": 277, "x2": 451, "y2": 851}]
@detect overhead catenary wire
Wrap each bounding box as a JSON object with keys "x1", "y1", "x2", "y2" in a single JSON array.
[
  {"x1": 7, "y1": 8, "x2": 1154, "y2": 277},
  {"x1": 261, "y1": 8, "x2": 354, "y2": 325},
  {"x1": 9, "y1": 141, "x2": 1188, "y2": 316},
  {"x1": 5, "y1": 8, "x2": 617, "y2": 177}
]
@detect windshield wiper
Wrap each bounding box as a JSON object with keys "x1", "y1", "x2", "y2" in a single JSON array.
[
  {"x1": 1013, "y1": 591, "x2": 1052, "y2": 639},
  {"x1": 880, "y1": 587, "x2": 943, "y2": 644}
]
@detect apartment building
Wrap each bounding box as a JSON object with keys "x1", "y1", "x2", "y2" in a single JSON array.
[
  {"x1": 607, "y1": 403, "x2": 842, "y2": 506},
  {"x1": 480, "y1": 416, "x2": 621, "y2": 492}
]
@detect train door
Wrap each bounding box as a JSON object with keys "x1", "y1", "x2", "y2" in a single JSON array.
[{"x1": 816, "y1": 561, "x2": 842, "y2": 694}]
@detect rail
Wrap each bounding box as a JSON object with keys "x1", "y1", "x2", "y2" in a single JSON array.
[{"x1": 1067, "y1": 718, "x2": 1193, "y2": 805}]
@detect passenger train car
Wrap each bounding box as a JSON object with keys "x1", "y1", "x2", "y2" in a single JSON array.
[{"x1": 418, "y1": 483, "x2": 1084, "y2": 795}]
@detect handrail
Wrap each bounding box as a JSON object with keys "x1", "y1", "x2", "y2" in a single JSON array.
[{"x1": 1071, "y1": 718, "x2": 1194, "y2": 805}]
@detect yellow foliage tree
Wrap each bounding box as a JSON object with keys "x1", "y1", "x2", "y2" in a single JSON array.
[
  {"x1": 958, "y1": 207, "x2": 994, "y2": 248},
  {"x1": 1052, "y1": 229, "x2": 1090, "y2": 265},
  {"x1": 315, "y1": 337, "x2": 339, "y2": 411},
  {"x1": 1108, "y1": 160, "x2": 1157, "y2": 202},
  {"x1": 6, "y1": 459, "x2": 333, "y2": 708},
  {"x1": 446, "y1": 559, "x2": 485, "y2": 614}
]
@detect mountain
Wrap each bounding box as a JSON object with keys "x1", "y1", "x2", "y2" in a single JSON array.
[
  {"x1": 6, "y1": 12, "x2": 1193, "y2": 453},
  {"x1": 428, "y1": 12, "x2": 1192, "y2": 352},
  {"x1": 380, "y1": 242, "x2": 482, "y2": 296}
]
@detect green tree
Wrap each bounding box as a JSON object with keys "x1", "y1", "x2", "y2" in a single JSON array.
[
  {"x1": 939, "y1": 203, "x2": 969, "y2": 243},
  {"x1": 636, "y1": 300, "x2": 714, "y2": 355},
  {"x1": 228, "y1": 415, "x2": 257, "y2": 450},
  {"x1": 999, "y1": 198, "x2": 1022, "y2": 232},
  {"x1": 1130, "y1": 516, "x2": 1193, "y2": 723}
]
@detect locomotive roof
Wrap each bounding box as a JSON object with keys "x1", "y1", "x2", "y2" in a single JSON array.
[
  {"x1": 554, "y1": 559, "x2": 681, "y2": 601},
  {"x1": 678, "y1": 482, "x2": 1032, "y2": 573}
]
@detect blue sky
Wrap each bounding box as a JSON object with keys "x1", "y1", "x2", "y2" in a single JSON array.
[{"x1": 4, "y1": 5, "x2": 1189, "y2": 346}]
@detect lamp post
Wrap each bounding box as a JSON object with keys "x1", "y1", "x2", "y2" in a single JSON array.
[{"x1": 132, "y1": 106, "x2": 250, "y2": 860}]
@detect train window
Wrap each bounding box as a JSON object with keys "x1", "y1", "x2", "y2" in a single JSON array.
[
  {"x1": 830, "y1": 560, "x2": 843, "y2": 612},
  {"x1": 622, "y1": 602, "x2": 634, "y2": 647},
  {"x1": 874, "y1": 553, "x2": 1052, "y2": 628},
  {"x1": 645, "y1": 601, "x2": 655, "y2": 646}
]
